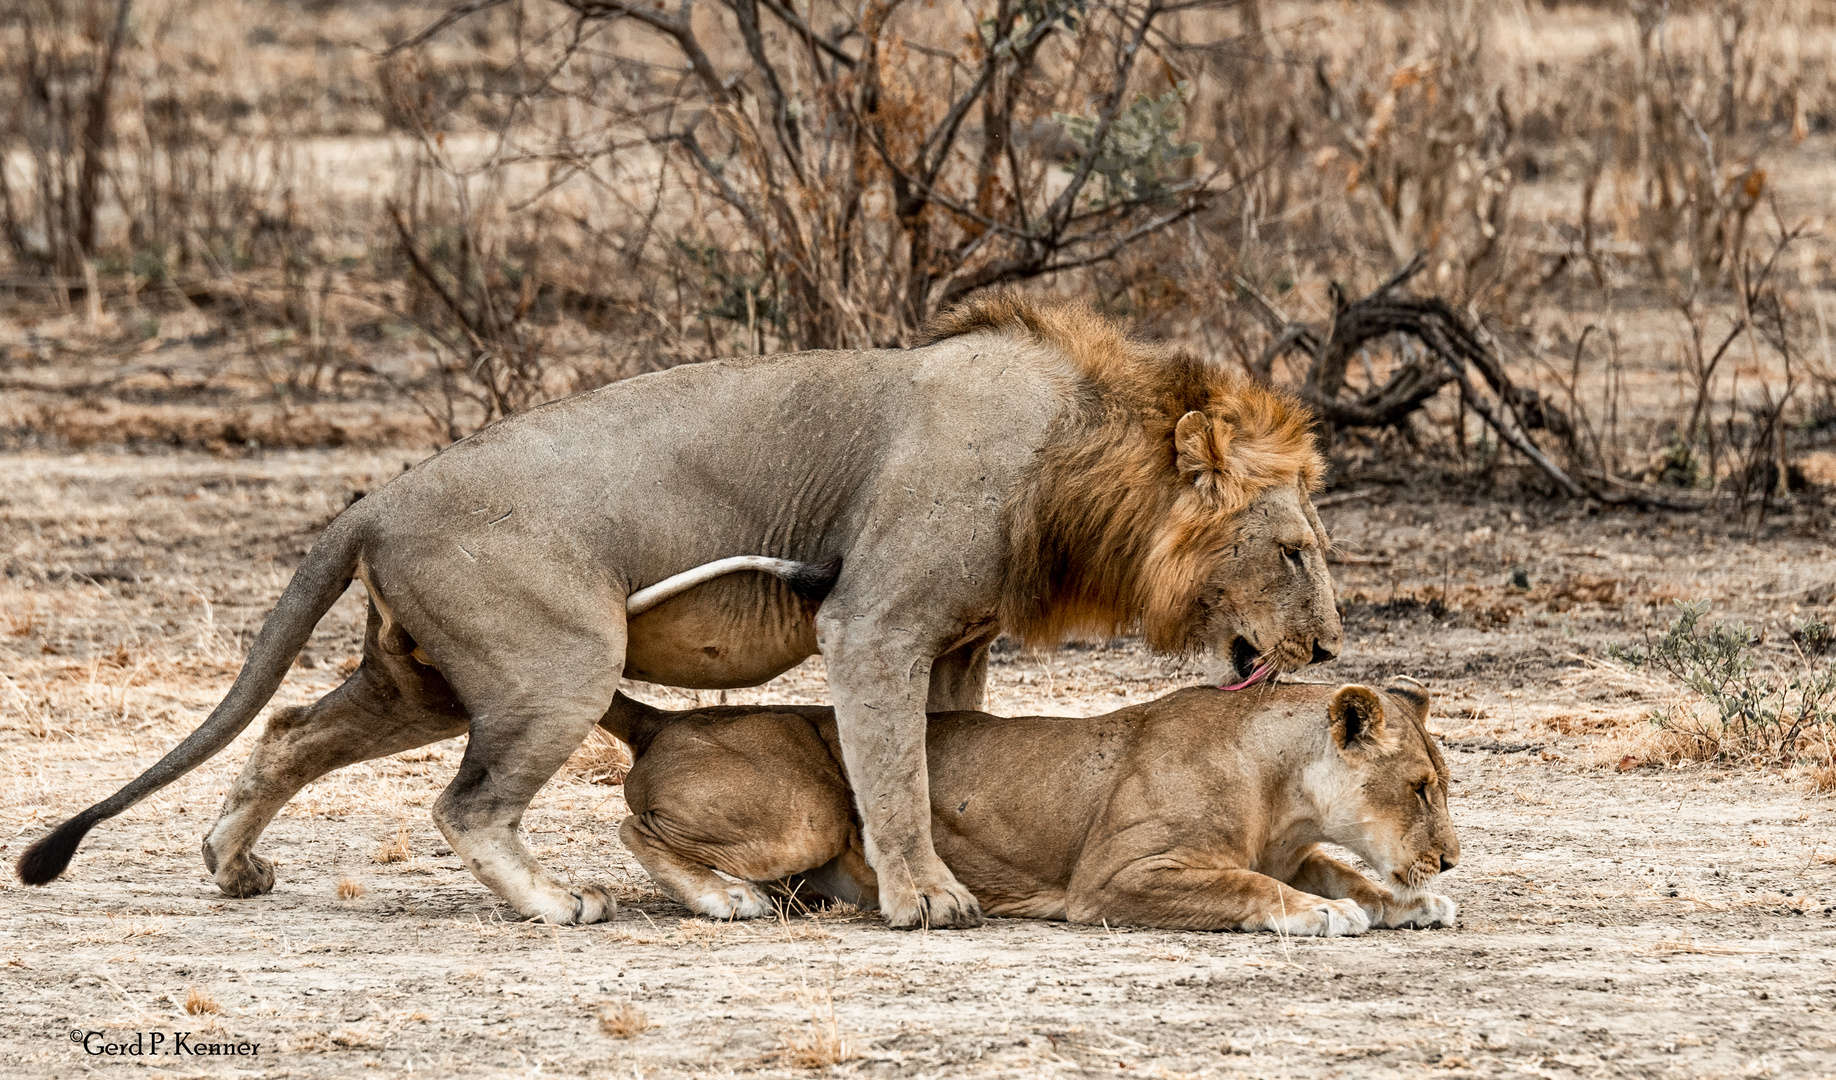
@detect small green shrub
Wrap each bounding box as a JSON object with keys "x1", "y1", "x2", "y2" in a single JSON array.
[
  {"x1": 1057, "y1": 82, "x2": 1201, "y2": 207},
  {"x1": 1652, "y1": 434, "x2": 1703, "y2": 488},
  {"x1": 1788, "y1": 615, "x2": 1836, "y2": 658},
  {"x1": 1611, "y1": 601, "x2": 1836, "y2": 765}
]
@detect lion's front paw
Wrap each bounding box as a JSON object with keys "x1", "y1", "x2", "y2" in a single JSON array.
[
  {"x1": 690, "y1": 881, "x2": 773, "y2": 920},
  {"x1": 1383, "y1": 891, "x2": 1457, "y2": 929},
  {"x1": 214, "y1": 853, "x2": 276, "y2": 899},
  {"x1": 532, "y1": 884, "x2": 618, "y2": 925},
  {"x1": 1275, "y1": 896, "x2": 1370, "y2": 937},
  {"x1": 882, "y1": 875, "x2": 983, "y2": 931}
]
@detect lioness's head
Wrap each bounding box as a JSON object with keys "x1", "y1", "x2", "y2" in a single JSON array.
[{"x1": 1308, "y1": 676, "x2": 1460, "y2": 892}]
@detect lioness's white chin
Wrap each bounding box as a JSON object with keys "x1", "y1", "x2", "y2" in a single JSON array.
[{"x1": 1391, "y1": 867, "x2": 1442, "y2": 894}]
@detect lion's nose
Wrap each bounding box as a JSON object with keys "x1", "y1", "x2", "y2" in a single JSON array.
[
  {"x1": 1439, "y1": 853, "x2": 1458, "y2": 873},
  {"x1": 1310, "y1": 638, "x2": 1339, "y2": 665}
]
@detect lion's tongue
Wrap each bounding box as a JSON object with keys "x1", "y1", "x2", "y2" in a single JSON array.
[{"x1": 1218, "y1": 662, "x2": 1274, "y2": 692}]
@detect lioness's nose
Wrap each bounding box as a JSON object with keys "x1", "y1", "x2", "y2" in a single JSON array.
[
  {"x1": 1310, "y1": 638, "x2": 1339, "y2": 665},
  {"x1": 1439, "y1": 853, "x2": 1458, "y2": 873}
]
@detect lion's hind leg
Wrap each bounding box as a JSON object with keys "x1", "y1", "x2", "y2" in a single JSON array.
[{"x1": 202, "y1": 656, "x2": 467, "y2": 898}]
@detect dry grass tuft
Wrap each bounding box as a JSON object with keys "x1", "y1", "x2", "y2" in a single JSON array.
[
  {"x1": 776, "y1": 979, "x2": 857, "y2": 1070},
  {"x1": 1805, "y1": 765, "x2": 1836, "y2": 795},
  {"x1": 598, "y1": 999, "x2": 650, "y2": 1039},
  {"x1": 336, "y1": 877, "x2": 365, "y2": 900},
  {"x1": 777, "y1": 1017, "x2": 856, "y2": 1069},
  {"x1": 373, "y1": 827, "x2": 412, "y2": 865},
  {"x1": 1582, "y1": 711, "x2": 1725, "y2": 772},
  {"x1": 183, "y1": 986, "x2": 223, "y2": 1015},
  {"x1": 566, "y1": 728, "x2": 632, "y2": 785},
  {"x1": 5, "y1": 600, "x2": 41, "y2": 637}
]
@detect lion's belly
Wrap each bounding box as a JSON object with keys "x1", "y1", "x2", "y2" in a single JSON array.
[{"x1": 621, "y1": 582, "x2": 818, "y2": 690}]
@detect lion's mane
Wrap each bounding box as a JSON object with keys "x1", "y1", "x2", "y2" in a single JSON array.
[{"x1": 923, "y1": 291, "x2": 1324, "y2": 651}]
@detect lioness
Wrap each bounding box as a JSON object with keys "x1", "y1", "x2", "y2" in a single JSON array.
[
  {"x1": 607, "y1": 677, "x2": 1459, "y2": 935},
  {"x1": 19, "y1": 295, "x2": 1342, "y2": 928}
]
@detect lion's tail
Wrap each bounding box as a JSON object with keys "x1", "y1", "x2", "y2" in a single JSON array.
[{"x1": 15, "y1": 513, "x2": 367, "y2": 887}]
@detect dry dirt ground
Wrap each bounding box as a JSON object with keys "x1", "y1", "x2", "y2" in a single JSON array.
[{"x1": 3, "y1": 447, "x2": 1836, "y2": 1079}]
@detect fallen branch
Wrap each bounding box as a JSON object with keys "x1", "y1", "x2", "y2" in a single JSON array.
[{"x1": 1253, "y1": 255, "x2": 1706, "y2": 511}]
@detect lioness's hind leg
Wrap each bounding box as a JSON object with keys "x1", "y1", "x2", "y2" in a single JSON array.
[
  {"x1": 619, "y1": 815, "x2": 774, "y2": 919},
  {"x1": 203, "y1": 661, "x2": 466, "y2": 898},
  {"x1": 775, "y1": 837, "x2": 879, "y2": 912}
]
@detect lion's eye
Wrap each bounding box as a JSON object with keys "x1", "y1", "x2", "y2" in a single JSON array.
[{"x1": 1282, "y1": 546, "x2": 1304, "y2": 569}]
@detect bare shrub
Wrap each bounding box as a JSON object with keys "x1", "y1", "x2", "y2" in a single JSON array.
[
  {"x1": 382, "y1": 0, "x2": 1241, "y2": 354},
  {"x1": 0, "y1": 0, "x2": 132, "y2": 279}
]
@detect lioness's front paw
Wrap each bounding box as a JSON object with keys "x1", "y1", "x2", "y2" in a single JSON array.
[
  {"x1": 1275, "y1": 897, "x2": 1370, "y2": 937},
  {"x1": 1383, "y1": 891, "x2": 1457, "y2": 929},
  {"x1": 691, "y1": 881, "x2": 773, "y2": 920}
]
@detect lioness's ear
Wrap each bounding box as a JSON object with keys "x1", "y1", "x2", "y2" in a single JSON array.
[
  {"x1": 1174, "y1": 410, "x2": 1231, "y2": 488},
  {"x1": 1383, "y1": 675, "x2": 1431, "y2": 721},
  {"x1": 1330, "y1": 685, "x2": 1386, "y2": 750}
]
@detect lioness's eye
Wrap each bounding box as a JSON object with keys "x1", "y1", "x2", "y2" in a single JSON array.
[{"x1": 1283, "y1": 546, "x2": 1304, "y2": 569}]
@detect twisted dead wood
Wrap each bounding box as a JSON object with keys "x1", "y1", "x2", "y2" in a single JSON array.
[{"x1": 1241, "y1": 256, "x2": 1704, "y2": 511}]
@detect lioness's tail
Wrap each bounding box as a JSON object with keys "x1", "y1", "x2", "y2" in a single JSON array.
[
  {"x1": 16, "y1": 514, "x2": 366, "y2": 886},
  {"x1": 596, "y1": 692, "x2": 668, "y2": 752}
]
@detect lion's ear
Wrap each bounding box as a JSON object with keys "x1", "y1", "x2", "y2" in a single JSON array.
[
  {"x1": 1330, "y1": 685, "x2": 1387, "y2": 751},
  {"x1": 1174, "y1": 410, "x2": 1233, "y2": 490}
]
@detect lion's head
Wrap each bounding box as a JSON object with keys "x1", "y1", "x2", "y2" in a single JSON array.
[
  {"x1": 937, "y1": 293, "x2": 1342, "y2": 676},
  {"x1": 1309, "y1": 676, "x2": 1460, "y2": 892}
]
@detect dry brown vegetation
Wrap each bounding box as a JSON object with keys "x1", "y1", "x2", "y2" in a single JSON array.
[
  {"x1": 3, "y1": 0, "x2": 1835, "y2": 511},
  {"x1": 598, "y1": 998, "x2": 651, "y2": 1039}
]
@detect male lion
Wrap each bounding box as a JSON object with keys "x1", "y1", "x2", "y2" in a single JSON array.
[
  {"x1": 606, "y1": 677, "x2": 1458, "y2": 933},
  {"x1": 18, "y1": 294, "x2": 1341, "y2": 928}
]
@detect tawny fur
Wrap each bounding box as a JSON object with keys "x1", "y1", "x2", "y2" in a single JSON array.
[{"x1": 606, "y1": 677, "x2": 1459, "y2": 935}]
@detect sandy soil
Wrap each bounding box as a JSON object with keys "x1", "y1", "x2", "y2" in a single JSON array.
[{"x1": 3, "y1": 448, "x2": 1835, "y2": 1079}]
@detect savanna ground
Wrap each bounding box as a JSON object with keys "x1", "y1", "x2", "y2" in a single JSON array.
[
  {"x1": 8, "y1": 0, "x2": 1836, "y2": 1075},
  {"x1": 3, "y1": 443, "x2": 1835, "y2": 1079}
]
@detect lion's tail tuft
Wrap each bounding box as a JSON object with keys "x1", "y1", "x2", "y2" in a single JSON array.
[
  {"x1": 15, "y1": 814, "x2": 97, "y2": 886},
  {"x1": 785, "y1": 558, "x2": 843, "y2": 604}
]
